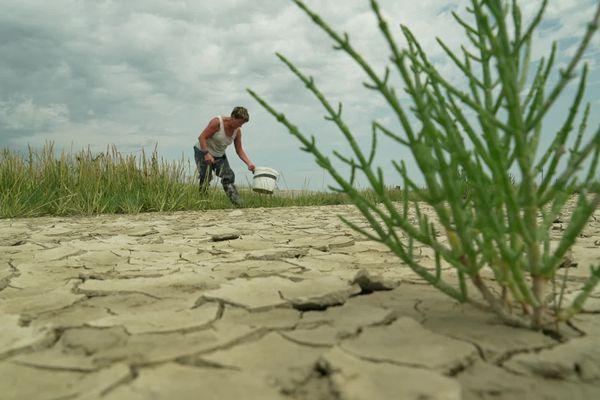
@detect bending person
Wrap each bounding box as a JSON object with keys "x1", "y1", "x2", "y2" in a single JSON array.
[{"x1": 193, "y1": 106, "x2": 255, "y2": 206}]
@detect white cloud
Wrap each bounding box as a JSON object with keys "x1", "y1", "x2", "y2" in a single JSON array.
[{"x1": 0, "y1": 97, "x2": 70, "y2": 132}]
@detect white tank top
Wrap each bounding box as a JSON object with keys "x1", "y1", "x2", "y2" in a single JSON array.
[{"x1": 195, "y1": 116, "x2": 237, "y2": 157}]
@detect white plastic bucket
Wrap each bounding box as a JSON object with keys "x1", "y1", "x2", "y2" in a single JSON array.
[{"x1": 252, "y1": 167, "x2": 279, "y2": 194}]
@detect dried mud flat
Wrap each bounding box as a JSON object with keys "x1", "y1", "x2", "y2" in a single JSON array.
[{"x1": 1, "y1": 200, "x2": 599, "y2": 400}]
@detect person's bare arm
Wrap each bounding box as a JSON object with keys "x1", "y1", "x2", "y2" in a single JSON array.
[
  {"x1": 198, "y1": 118, "x2": 220, "y2": 151},
  {"x1": 234, "y1": 131, "x2": 255, "y2": 172},
  {"x1": 198, "y1": 118, "x2": 220, "y2": 164}
]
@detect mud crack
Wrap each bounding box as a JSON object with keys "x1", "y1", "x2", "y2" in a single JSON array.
[
  {"x1": 0, "y1": 260, "x2": 21, "y2": 292},
  {"x1": 281, "y1": 360, "x2": 342, "y2": 400}
]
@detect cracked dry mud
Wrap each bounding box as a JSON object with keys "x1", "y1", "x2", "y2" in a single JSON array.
[{"x1": 1, "y1": 201, "x2": 599, "y2": 399}]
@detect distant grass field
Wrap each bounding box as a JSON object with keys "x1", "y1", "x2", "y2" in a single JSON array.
[{"x1": 0, "y1": 143, "x2": 404, "y2": 218}]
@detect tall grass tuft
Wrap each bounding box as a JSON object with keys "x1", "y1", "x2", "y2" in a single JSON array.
[
  {"x1": 0, "y1": 142, "x2": 405, "y2": 218},
  {"x1": 0, "y1": 142, "x2": 208, "y2": 217},
  {"x1": 249, "y1": 0, "x2": 600, "y2": 330}
]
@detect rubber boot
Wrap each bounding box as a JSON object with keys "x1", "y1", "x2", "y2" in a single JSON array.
[{"x1": 223, "y1": 183, "x2": 243, "y2": 207}]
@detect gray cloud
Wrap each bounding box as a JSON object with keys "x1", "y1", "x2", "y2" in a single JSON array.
[{"x1": 1, "y1": 0, "x2": 598, "y2": 189}]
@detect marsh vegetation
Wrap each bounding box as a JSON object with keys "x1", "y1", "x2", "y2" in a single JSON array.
[
  {"x1": 249, "y1": 0, "x2": 600, "y2": 330},
  {"x1": 0, "y1": 142, "x2": 403, "y2": 218}
]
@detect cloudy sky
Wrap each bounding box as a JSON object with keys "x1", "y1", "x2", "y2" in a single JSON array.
[{"x1": 1, "y1": 0, "x2": 599, "y2": 190}]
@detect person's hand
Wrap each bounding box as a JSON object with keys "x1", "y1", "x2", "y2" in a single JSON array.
[
  {"x1": 248, "y1": 163, "x2": 256, "y2": 172},
  {"x1": 204, "y1": 153, "x2": 215, "y2": 165}
]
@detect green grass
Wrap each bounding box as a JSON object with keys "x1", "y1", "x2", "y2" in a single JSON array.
[{"x1": 0, "y1": 142, "x2": 403, "y2": 218}]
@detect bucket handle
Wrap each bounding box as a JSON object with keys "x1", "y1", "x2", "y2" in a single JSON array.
[{"x1": 254, "y1": 173, "x2": 278, "y2": 180}]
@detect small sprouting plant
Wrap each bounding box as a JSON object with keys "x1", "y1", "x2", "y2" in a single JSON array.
[{"x1": 249, "y1": 0, "x2": 600, "y2": 330}]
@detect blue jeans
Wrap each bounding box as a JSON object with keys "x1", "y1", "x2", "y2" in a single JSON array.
[{"x1": 194, "y1": 146, "x2": 241, "y2": 206}]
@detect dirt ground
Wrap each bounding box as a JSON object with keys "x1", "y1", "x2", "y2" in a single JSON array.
[{"x1": 1, "y1": 201, "x2": 599, "y2": 399}]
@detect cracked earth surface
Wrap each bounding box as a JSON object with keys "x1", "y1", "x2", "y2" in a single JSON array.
[{"x1": 1, "y1": 202, "x2": 599, "y2": 399}]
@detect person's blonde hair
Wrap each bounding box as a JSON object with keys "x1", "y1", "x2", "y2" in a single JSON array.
[{"x1": 231, "y1": 106, "x2": 249, "y2": 122}]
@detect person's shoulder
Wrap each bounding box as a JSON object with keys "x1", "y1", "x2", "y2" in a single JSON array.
[
  {"x1": 208, "y1": 116, "x2": 222, "y2": 126},
  {"x1": 201, "y1": 117, "x2": 221, "y2": 135}
]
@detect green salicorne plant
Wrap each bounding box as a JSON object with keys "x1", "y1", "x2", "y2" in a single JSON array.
[{"x1": 248, "y1": 0, "x2": 600, "y2": 330}]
